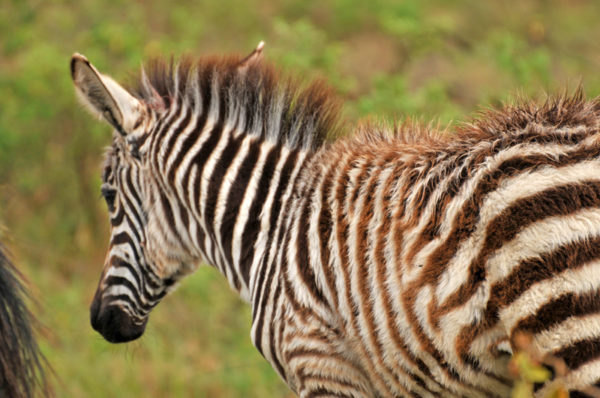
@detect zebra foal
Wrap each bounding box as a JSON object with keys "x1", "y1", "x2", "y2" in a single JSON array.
[{"x1": 71, "y1": 44, "x2": 600, "y2": 397}]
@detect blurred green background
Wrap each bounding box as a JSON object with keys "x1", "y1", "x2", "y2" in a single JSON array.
[{"x1": 2, "y1": 0, "x2": 600, "y2": 396}]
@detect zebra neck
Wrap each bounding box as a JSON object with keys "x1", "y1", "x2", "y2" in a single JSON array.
[
  {"x1": 192, "y1": 131, "x2": 312, "y2": 302},
  {"x1": 149, "y1": 99, "x2": 317, "y2": 302}
]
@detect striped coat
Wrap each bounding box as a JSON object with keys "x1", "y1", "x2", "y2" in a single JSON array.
[
  {"x1": 267, "y1": 95, "x2": 600, "y2": 397},
  {"x1": 71, "y1": 47, "x2": 600, "y2": 397}
]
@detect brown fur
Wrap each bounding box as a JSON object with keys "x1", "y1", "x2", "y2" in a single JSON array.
[
  {"x1": 340, "y1": 87, "x2": 600, "y2": 154},
  {"x1": 301, "y1": 88, "x2": 600, "y2": 395}
]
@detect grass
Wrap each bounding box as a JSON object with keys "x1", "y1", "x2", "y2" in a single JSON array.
[{"x1": 2, "y1": 0, "x2": 600, "y2": 396}]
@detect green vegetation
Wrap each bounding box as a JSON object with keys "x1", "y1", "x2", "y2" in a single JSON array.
[{"x1": 2, "y1": 0, "x2": 600, "y2": 396}]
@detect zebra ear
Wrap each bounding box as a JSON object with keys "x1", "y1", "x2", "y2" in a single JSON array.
[
  {"x1": 238, "y1": 41, "x2": 265, "y2": 72},
  {"x1": 71, "y1": 53, "x2": 142, "y2": 136}
]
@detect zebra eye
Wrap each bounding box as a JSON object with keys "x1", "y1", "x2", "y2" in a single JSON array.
[{"x1": 101, "y1": 186, "x2": 117, "y2": 212}]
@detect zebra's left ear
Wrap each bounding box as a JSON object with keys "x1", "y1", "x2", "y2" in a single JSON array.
[
  {"x1": 71, "y1": 53, "x2": 143, "y2": 136},
  {"x1": 238, "y1": 41, "x2": 265, "y2": 72}
]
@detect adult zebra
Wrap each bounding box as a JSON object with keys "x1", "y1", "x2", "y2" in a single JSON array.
[
  {"x1": 71, "y1": 45, "x2": 600, "y2": 397},
  {"x1": 0, "y1": 241, "x2": 48, "y2": 397}
]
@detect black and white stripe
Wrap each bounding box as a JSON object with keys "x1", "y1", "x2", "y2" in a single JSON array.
[{"x1": 73, "y1": 47, "x2": 600, "y2": 397}]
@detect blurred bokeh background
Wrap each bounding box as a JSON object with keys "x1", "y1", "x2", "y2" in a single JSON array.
[{"x1": 2, "y1": 0, "x2": 600, "y2": 396}]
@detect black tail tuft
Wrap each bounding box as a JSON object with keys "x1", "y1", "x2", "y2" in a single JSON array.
[{"x1": 0, "y1": 243, "x2": 49, "y2": 397}]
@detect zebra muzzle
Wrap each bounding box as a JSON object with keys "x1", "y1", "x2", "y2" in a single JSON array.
[{"x1": 90, "y1": 294, "x2": 147, "y2": 343}]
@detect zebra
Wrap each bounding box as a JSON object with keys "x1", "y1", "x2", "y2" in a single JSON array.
[
  {"x1": 0, "y1": 241, "x2": 49, "y2": 397},
  {"x1": 71, "y1": 44, "x2": 600, "y2": 397}
]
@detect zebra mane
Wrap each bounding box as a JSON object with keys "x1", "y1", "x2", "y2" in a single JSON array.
[
  {"x1": 350, "y1": 88, "x2": 600, "y2": 150},
  {"x1": 461, "y1": 87, "x2": 600, "y2": 138},
  {"x1": 132, "y1": 54, "x2": 341, "y2": 151}
]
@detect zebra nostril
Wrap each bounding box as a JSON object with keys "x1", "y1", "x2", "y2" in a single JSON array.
[{"x1": 92, "y1": 305, "x2": 147, "y2": 343}]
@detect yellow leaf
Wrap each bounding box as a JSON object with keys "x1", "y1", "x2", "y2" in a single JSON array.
[
  {"x1": 522, "y1": 364, "x2": 551, "y2": 383},
  {"x1": 512, "y1": 351, "x2": 551, "y2": 383},
  {"x1": 512, "y1": 380, "x2": 533, "y2": 398}
]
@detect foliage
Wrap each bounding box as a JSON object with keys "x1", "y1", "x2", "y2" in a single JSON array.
[
  {"x1": 2, "y1": 0, "x2": 600, "y2": 396},
  {"x1": 509, "y1": 333, "x2": 567, "y2": 398}
]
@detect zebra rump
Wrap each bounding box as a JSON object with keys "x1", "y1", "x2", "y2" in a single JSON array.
[{"x1": 0, "y1": 243, "x2": 48, "y2": 397}]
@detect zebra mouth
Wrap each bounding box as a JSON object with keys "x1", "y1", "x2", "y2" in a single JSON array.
[{"x1": 90, "y1": 301, "x2": 147, "y2": 343}]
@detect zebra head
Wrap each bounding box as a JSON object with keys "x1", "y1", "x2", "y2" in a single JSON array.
[{"x1": 71, "y1": 54, "x2": 184, "y2": 343}]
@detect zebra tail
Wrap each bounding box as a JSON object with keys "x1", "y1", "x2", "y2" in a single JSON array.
[{"x1": 0, "y1": 243, "x2": 49, "y2": 397}]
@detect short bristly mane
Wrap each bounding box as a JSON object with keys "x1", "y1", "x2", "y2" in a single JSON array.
[
  {"x1": 344, "y1": 88, "x2": 600, "y2": 158},
  {"x1": 132, "y1": 54, "x2": 341, "y2": 151},
  {"x1": 461, "y1": 88, "x2": 600, "y2": 139}
]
